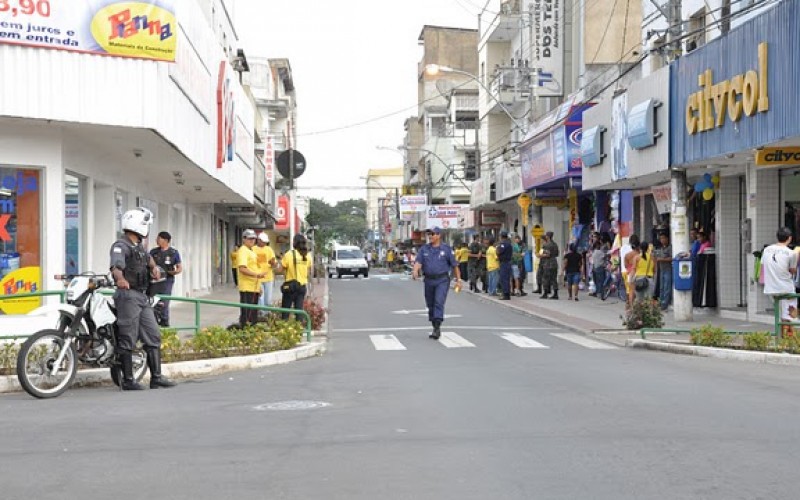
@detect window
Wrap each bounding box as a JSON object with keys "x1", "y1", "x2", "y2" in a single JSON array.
[
  {"x1": 0, "y1": 167, "x2": 42, "y2": 313},
  {"x1": 65, "y1": 173, "x2": 83, "y2": 275},
  {"x1": 337, "y1": 250, "x2": 363, "y2": 260},
  {"x1": 464, "y1": 151, "x2": 479, "y2": 180}
]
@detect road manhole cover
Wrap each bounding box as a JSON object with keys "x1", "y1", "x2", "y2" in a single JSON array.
[{"x1": 254, "y1": 400, "x2": 331, "y2": 411}]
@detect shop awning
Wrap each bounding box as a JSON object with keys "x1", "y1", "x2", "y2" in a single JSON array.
[{"x1": 519, "y1": 98, "x2": 594, "y2": 191}]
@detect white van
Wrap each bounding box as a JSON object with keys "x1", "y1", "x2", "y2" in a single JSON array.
[{"x1": 327, "y1": 244, "x2": 369, "y2": 278}]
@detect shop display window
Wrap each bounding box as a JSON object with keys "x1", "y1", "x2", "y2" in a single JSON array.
[{"x1": 0, "y1": 167, "x2": 41, "y2": 313}]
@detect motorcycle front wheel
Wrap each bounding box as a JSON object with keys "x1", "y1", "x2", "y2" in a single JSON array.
[
  {"x1": 109, "y1": 348, "x2": 148, "y2": 387},
  {"x1": 16, "y1": 330, "x2": 77, "y2": 399}
]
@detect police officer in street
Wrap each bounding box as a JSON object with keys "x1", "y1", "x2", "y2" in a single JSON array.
[
  {"x1": 467, "y1": 234, "x2": 483, "y2": 292},
  {"x1": 148, "y1": 231, "x2": 182, "y2": 327},
  {"x1": 496, "y1": 231, "x2": 513, "y2": 300},
  {"x1": 540, "y1": 231, "x2": 560, "y2": 300},
  {"x1": 412, "y1": 227, "x2": 461, "y2": 340},
  {"x1": 110, "y1": 207, "x2": 176, "y2": 391}
]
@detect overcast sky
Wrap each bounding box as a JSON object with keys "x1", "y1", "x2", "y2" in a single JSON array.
[{"x1": 233, "y1": 1, "x2": 482, "y2": 204}]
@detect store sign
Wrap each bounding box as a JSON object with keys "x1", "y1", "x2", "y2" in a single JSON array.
[
  {"x1": 520, "y1": 134, "x2": 554, "y2": 190},
  {"x1": 399, "y1": 195, "x2": 427, "y2": 213},
  {"x1": 470, "y1": 174, "x2": 491, "y2": 207},
  {"x1": 755, "y1": 147, "x2": 800, "y2": 167},
  {"x1": 264, "y1": 136, "x2": 275, "y2": 186},
  {"x1": 496, "y1": 162, "x2": 523, "y2": 201},
  {"x1": 651, "y1": 183, "x2": 672, "y2": 214},
  {"x1": 216, "y1": 60, "x2": 235, "y2": 168},
  {"x1": 275, "y1": 195, "x2": 289, "y2": 230},
  {"x1": 479, "y1": 210, "x2": 504, "y2": 227},
  {"x1": 426, "y1": 205, "x2": 462, "y2": 230},
  {"x1": 685, "y1": 43, "x2": 769, "y2": 135},
  {"x1": 531, "y1": 0, "x2": 564, "y2": 97},
  {"x1": 0, "y1": 0, "x2": 177, "y2": 61}
]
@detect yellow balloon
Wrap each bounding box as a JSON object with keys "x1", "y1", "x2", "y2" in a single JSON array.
[
  {"x1": 711, "y1": 175, "x2": 720, "y2": 187},
  {"x1": 702, "y1": 188, "x2": 714, "y2": 201}
]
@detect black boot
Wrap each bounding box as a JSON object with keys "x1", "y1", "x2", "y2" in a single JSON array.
[
  {"x1": 549, "y1": 291, "x2": 559, "y2": 300},
  {"x1": 119, "y1": 350, "x2": 144, "y2": 391},
  {"x1": 146, "y1": 348, "x2": 176, "y2": 389},
  {"x1": 541, "y1": 289, "x2": 550, "y2": 299},
  {"x1": 429, "y1": 320, "x2": 441, "y2": 340}
]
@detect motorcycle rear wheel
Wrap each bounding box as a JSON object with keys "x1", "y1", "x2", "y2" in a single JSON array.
[
  {"x1": 16, "y1": 330, "x2": 77, "y2": 399},
  {"x1": 110, "y1": 348, "x2": 148, "y2": 387}
]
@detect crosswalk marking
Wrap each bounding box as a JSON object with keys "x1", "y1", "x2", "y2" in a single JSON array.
[
  {"x1": 550, "y1": 333, "x2": 618, "y2": 349},
  {"x1": 498, "y1": 332, "x2": 550, "y2": 349},
  {"x1": 438, "y1": 332, "x2": 475, "y2": 348},
  {"x1": 369, "y1": 334, "x2": 407, "y2": 351}
]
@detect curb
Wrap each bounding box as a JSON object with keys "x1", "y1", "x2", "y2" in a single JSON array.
[
  {"x1": 469, "y1": 292, "x2": 594, "y2": 335},
  {"x1": 0, "y1": 340, "x2": 327, "y2": 395},
  {"x1": 626, "y1": 339, "x2": 800, "y2": 366}
]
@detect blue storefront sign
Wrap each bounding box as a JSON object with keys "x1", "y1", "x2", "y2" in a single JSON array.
[{"x1": 670, "y1": 0, "x2": 800, "y2": 166}]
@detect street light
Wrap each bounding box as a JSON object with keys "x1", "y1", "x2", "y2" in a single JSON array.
[{"x1": 424, "y1": 63, "x2": 527, "y2": 133}]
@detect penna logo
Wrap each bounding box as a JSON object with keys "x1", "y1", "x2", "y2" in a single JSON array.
[{"x1": 91, "y1": 2, "x2": 177, "y2": 61}]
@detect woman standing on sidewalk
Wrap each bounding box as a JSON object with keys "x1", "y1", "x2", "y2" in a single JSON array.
[{"x1": 485, "y1": 237, "x2": 499, "y2": 296}]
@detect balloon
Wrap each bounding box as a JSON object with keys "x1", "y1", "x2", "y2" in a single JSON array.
[
  {"x1": 702, "y1": 188, "x2": 714, "y2": 201},
  {"x1": 695, "y1": 182, "x2": 705, "y2": 193},
  {"x1": 703, "y1": 173, "x2": 712, "y2": 182},
  {"x1": 711, "y1": 175, "x2": 720, "y2": 187}
]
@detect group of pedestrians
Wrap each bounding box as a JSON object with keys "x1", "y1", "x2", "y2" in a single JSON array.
[{"x1": 458, "y1": 232, "x2": 528, "y2": 300}]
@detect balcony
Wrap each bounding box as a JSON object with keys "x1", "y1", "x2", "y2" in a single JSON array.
[
  {"x1": 481, "y1": 0, "x2": 523, "y2": 44},
  {"x1": 487, "y1": 65, "x2": 531, "y2": 114}
]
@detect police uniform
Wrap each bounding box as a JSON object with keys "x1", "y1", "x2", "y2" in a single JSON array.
[
  {"x1": 110, "y1": 238, "x2": 162, "y2": 352},
  {"x1": 496, "y1": 235, "x2": 513, "y2": 299},
  {"x1": 415, "y1": 241, "x2": 458, "y2": 331},
  {"x1": 148, "y1": 245, "x2": 181, "y2": 326}
]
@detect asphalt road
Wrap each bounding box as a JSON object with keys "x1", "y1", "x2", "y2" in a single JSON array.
[{"x1": 3, "y1": 273, "x2": 800, "y2": 499}]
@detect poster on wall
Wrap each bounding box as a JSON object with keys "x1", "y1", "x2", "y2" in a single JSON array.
[
  {"x1": 275, "y1": 195, "x2": 290, "y2": 231},
  {"x1": 0, "y1": 0, "x2": 177, "y2": 62},
  {"x1": 0, "y1": 168, "x2": 42, "y2": 314},
  {"x1": 611, "y1": 92, "x2": 629, "y2": 181},
  {"x1": 425, "y1": 205, "x2": 462, "y2": 230}
]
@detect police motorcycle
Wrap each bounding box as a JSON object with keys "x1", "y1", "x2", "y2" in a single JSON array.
[{"x1": 15, "y1": 272, "x2": 161, "y2": 399}]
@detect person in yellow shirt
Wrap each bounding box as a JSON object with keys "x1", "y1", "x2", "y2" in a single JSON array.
[
  {"x1": 456, "y1": 242, "x2": 469, "y2": 287},
  {"x1": 230, "y1": 244, "x2": 239, "y2": 286},
  {"x1": 280, "y1": 234, "x2": 313, "y2": 323},
  {"x1": 237, "y1": 229, "x2": 266, "y2": 326},
  {"x1": 254, "y1": 232, "x2": 277, "y2": 308},
  {"x1": 485, "y1": 237, "x2": 500, "y2": 295}
]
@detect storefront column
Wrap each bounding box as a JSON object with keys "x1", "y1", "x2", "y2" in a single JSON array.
[
  {"x1": 671, "y1": 169, "x2": 693, "y2": 321},
  {"x1": 747, "y1": 163, "x2": 780, "y2": 319},
  {"x1": 717, "y1": 174, "x2": 743, "y2": 309}
]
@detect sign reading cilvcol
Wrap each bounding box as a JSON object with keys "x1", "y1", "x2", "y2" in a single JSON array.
[
  {"x1": 0, "y1": 0, "x2": 176, "y2": 62},
  {"x1": 685, "y1": 43, "x2": 768, "y2": 135}
]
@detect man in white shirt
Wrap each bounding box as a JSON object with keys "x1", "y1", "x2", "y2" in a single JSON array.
[{"x1": 762, "y1": 227, "x2": 798, "y2": 325}]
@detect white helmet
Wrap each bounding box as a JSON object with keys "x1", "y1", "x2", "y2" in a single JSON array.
[{"x1": 121, "y1": 207, "x2": 153, "y2": 238}]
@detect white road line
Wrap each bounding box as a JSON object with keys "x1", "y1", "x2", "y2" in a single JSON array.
[
  {"x1": 499, "y1": 332, "x2": 550, "y2": 349},
  {"x1": 369, "y1": 334, "x2": 407, "y2": 351},
  {"x1": 438, "y1": 332, "x2": 475, "y2": 348},
  {"x1": 550, "y1": 333, "x2": 618, "y2": 349},
  {"x1": 333, "y1": 326, "x2": 555, "y2": 333}
]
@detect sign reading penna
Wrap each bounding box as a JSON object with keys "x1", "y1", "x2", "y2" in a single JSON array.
[{"x1": 0, "y1": 0, "x2": 176, "y2": 62}]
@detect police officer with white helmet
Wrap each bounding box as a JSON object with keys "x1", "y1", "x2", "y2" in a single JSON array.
[{"x1": 110, "y1": 207, "x2": 176, "y2": 391}]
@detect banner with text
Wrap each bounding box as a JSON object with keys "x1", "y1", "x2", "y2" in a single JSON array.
[
  {"x1": 425, "y1": 205, "x2": 463, "y2": 230},
  {"x1": 0, "y1": 0, "x2": 177, "y2": 61}
]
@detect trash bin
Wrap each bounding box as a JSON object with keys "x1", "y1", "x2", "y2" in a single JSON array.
[{"x1": 673, "y1": 256, "x2": 693, "y2": 291}]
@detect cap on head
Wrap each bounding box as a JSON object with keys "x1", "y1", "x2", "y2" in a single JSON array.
[
  {"x1": 545, "y1": 231, "x2": 554, "y2": 238},
  {"x1": 242, "y1": 229, "x2": 257, "y2": 240},
  {"x1": 258, "y1": 232, "x2": 269, "y2": 243},
  {"x1": 427, "y1": 227, "x2": 442, "y2": 235},
  {"x1": 500, "y1": 230, "x2": 509, "y2": 238}
]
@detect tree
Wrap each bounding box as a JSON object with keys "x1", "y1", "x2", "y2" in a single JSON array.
[{"x1": 306, "y1": 198, "x2": 368, "y2": 251}]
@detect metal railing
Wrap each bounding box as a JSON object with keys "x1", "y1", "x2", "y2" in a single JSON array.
[{"x1": 0, "y1": 291, "x2": 312, "y2": 342}]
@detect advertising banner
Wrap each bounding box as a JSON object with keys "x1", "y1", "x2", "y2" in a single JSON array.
[
  {"x1": 0, "y1": 0, "x2": 177, "y2": 62},
  {"x1": 496, "y1": 161, "x2": 523, "y2": 201},
  {"x1": 426, "y1": 205, "x2": 462, "y2": 230},
  {"x1": 399, "y1": 195, "x2": 427, "y2": 213},
  {"x1": 651, "y1": 183, "x2": 672, "y2": 214},
  {"x1": 275, "y1": 195, "x2": 289, "y2": 230},
  {"x1": 520, "y1": 134, "x2": 554, "y2": 190},
  {"x1": 531, "y1": 0, "x2": 564, "y2": 97}
]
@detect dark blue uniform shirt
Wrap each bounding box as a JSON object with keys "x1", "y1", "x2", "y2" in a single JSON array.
[
  {"x1": 497, "y1": 240, "x2": 513, "y2": 263},
  {"x1": 415, "y1": 243, "x2": 457, "y2": 276}
]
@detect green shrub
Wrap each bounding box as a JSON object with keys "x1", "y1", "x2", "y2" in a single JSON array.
[
  {"x1": 742, "y1": 331, "x2": 772, "y2": 351},
  {"x1": 621, "y1": 298, "x2": 664, "y2": 330},
  {"x1": 778, "y1": 333, "x2": 800, "y2": 354},
  {"x1": 0, "y1": 342, "x2": 19, "y2": 375},
  {"x1": 690, "y1": 324, "x2": 731, "y2": 347}
]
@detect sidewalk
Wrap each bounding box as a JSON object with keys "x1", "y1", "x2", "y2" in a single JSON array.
[
  {"x1": 461, "y1": 285, "x2": 773, "y2": 348},
  {"x1": 168, "y1": 276, "x2": 329, "y2": 334}
]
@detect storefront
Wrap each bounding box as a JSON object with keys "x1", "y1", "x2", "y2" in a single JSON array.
[
  {"x1": 670, "y1": 0, "x2": 800, "y2": 321},
  {"x1": 519, "y1": 99, "x2": 593, "y2": 254}
]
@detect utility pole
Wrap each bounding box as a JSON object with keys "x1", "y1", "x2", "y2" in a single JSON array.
[{"x1": 667, "y1": 0, "x2": 692, "y2": 322}]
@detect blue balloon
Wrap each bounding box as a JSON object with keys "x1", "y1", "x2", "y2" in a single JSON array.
[
  {"x1": 703, "y1": 173, "x2": 712, "y2": 182},
  {"x1": 695, "y1": 182, "x2": 705, "y2": 193}
]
